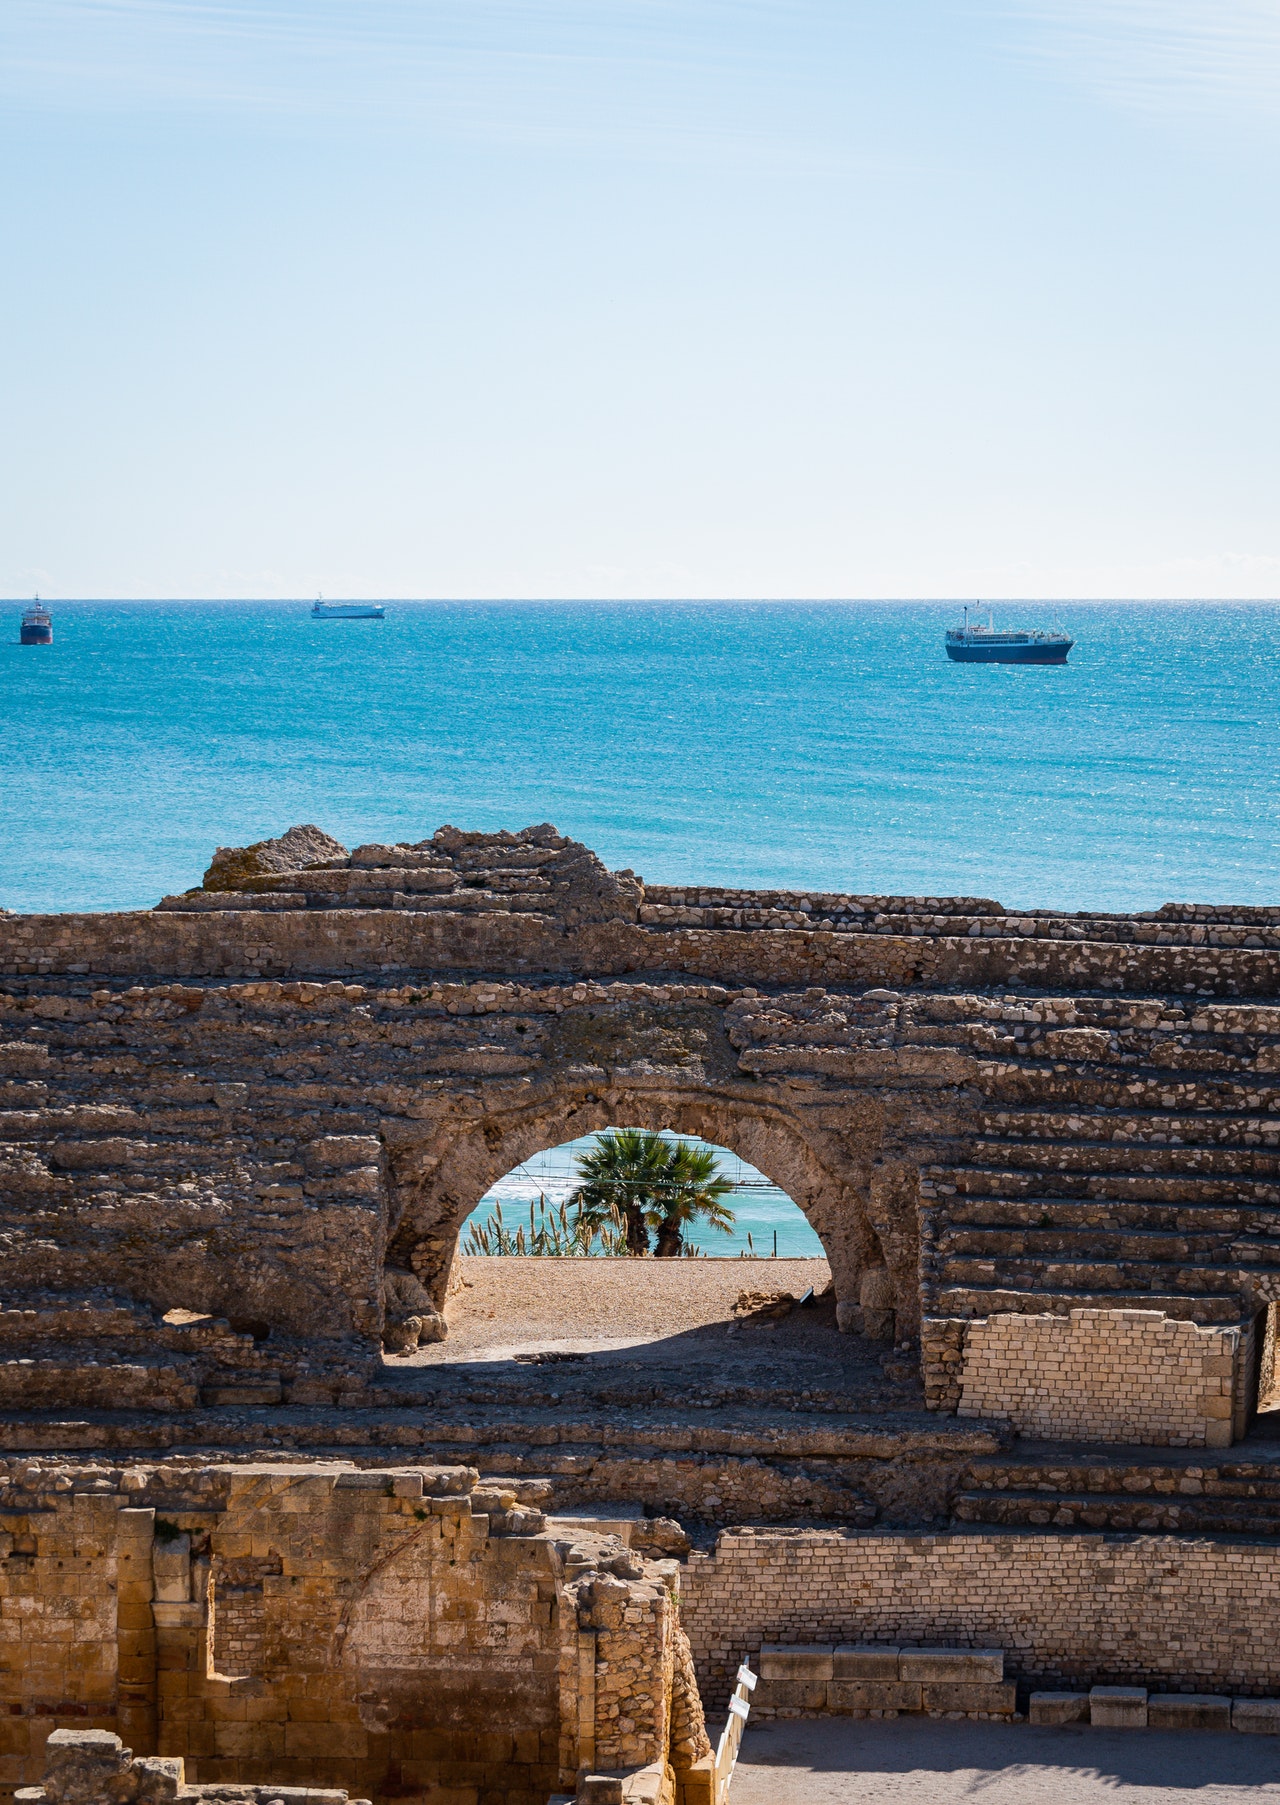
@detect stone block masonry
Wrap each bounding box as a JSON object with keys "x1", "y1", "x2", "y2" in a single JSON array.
[
  {"x1": 753, "y1": 1644, "x2": 1013, "y2": 1718},
  {"x1": 957, "y1": 1308, "x2": 1241, "y2": 1448},
  {"x1": 0, "y1": 1457, "x2": 708, "y2": 1805},
  {"x1": 5, "y1": 822, "x2": 1280, "y2": 1453},
  {"x1": 681, "y1": 1527, "x2": 1280, "y2": 1701}
]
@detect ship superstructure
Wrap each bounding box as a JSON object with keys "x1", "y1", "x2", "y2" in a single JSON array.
[
  {"x1": 310, "y1": 595, "x2": 385, "y2": 621},
  {"x1": 945, "y1": 605, "x2": 1072, "y2": 665},
  {"x1": 20, "y1": 598, "x2": 52, "y2": 645}
]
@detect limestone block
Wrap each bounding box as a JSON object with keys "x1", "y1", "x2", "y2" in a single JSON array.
[
  {"x1": 899, "y1": 1649, "x2": 1003, "y2": 1683},
  {"x1": 200, "y1": 1380, "x2": 283, "y2": 1405},
  {"x1": 753, "y1": 1679, "x2": 829, "y2": 1711},
  {"x1": 759, "y1": 1644, "x2": 835, "y2": 1681},
  {"x1": 1090, "y1": 1687, "x2": 1148, "y2": 1727},
  {"x1": 41, "y1": 1729, "x2": 131, "y2": 1804},
  {"x1": 676, "y1": 1752, "x2": 714, "y2": 1805},
  {"x1": 1029, "y1": 1693, "x2": 1089, "y2": 1725},
  {"x1": 833, "y1": 1644, "x2": 901, "y2": 1679},
  {"x1": 152, "y1": 1536, "x2": 190, "y2": 1604},
  {"x1": 1232, "y1": 1698, "x2": 1280, "y2": 1733},
  {"x1": 1147, "y1": 1695, "x2": 1231, "y2": 1731},
  {"x1": 828, "y1": 1681, "x2": 922, "y2": 1713},
  {"x1": 921, "y1": 1682, "x2": 1016, "y2": 1715}
]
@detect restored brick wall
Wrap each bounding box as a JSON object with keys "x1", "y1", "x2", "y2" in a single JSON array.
[
  {"x1": 682, "y1": 1527, "x2": 1280, "y2": 1701},
  {"x1": 956, "y1": 1309, "x2": 1241, "y2": 1448}
]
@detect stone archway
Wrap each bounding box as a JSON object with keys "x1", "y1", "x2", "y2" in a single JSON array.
[{"x1": 380, "y1": 1081, "x2": 896, "y2": 1330}]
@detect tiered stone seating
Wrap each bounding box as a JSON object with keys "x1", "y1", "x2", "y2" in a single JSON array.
[
  {"x1": 907, "y1": 996, "x2": 1280, "y2": 1337},
  {"x1": 953, "y1": 1446, "x2": 1280, "y2": 1536}
]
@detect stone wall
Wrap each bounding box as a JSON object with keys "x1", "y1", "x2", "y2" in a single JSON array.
[
  {"x1": 956, "y1": 1308, "x2": 1241, "y2": 1448},
  {"x1": 0, "y1": 1457, "x2": 701, "y2": 1805},
  {"x1": 4, "y1": 823, "x2": 1280, "y2": 1442},
  {"x1": 681, "y1": 1526, "x2": 1280, "y2": 1700}
]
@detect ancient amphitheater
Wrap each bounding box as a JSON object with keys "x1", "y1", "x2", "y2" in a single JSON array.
[{"x1": 5, "y1": 823, "x2": 1280, "y2": 1805}]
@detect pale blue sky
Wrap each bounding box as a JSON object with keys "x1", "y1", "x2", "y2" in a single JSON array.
[{"x1": 3, "y1": 1, "x2": 1279, "y2": 599}]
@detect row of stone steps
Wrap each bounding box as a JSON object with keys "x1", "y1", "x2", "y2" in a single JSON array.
[
  {"x1": 943, "y1": 1183, "x2": 1280, "y2": 1220},
  {"x1": 952, "y1": 1487, "x2": 1280, "y2": 1536},
  {"x1": 972, "y1": 1109, "x2": 1280, "y2": 1148},
  {"x1": 919, "y1": 1023, "x2": 1280, "y2": 1318},
  {"x1": 953, "y1": 1442, "x2": 1280, "y2": 1535},
  {"x1": 931, "y1": 1286, "x2": 1243, "y2": 1324},
  {"x1": 935, "y1": 1253, "x2": 1278, "y2": 1294},
  {"x1": 953, "y1": 1140, "x2": 1280, "y2": 1178}
]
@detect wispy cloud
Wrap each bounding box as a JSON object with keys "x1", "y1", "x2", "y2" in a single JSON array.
[
  {"x1": 1002, "y1": 1, "x2": 1280, "y2": 117},
  {"x1": 0, "y1": 0, "x2": 830, "y2": 161}
]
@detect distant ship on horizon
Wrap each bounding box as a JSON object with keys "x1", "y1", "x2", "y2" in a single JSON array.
[
  {"x1": 945, "y1": 604, "x2": 1072, "y2": 665},
  {"x1": 20, "y1": 597, "x2": 52, "y2": 645},
  {"x1": 310, "y1": 595, "x2": 385, "y2": 621}
]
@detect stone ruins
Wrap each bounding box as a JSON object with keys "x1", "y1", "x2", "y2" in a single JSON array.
[{"x1": 3, "y1": 822, "x2": 1280, "y2": 1802}]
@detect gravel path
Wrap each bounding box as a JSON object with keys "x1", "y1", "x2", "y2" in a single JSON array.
[
  {"x1": 429, "y1": 1255, "x2": 831, "y2": 1360},
  {"x1": 730, "y1": 1717, "x2": 1280, "y2": 1803}
]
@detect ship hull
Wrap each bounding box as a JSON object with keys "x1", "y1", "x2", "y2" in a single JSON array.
[
  {"x1": 20, "y1": 624, "x2": 52, "y2": 645},
  {"x1": 946, "y1": 640, "x2": 1070, "y2": 665}
]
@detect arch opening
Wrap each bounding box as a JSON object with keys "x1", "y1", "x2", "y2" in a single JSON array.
[
  {"x1": 461, "y1": 1129, "x2": 827, "y2": 1261},
  {"x1": 380, "y1": 1091, "x2": 915, "y2": 1371}
]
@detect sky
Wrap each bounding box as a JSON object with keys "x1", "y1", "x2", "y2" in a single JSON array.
[{"x1": 2, "y1": 1, "x2": 1279, "y2": 600}]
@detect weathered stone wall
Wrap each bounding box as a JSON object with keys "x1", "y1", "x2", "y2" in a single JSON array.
[
  {"x1": 0, "y1": 1456, "x2": 694, "y2": 1805},
  {"x1": 681, "y1": 1526, "x2": 1280, "y2": 1701},
  {"x1": 4, "y1": 824, "x2": 1280, "y2": 1444},
  {"x1": 957, "y1": 1308, "x2": 1241, "y2": 1448}
]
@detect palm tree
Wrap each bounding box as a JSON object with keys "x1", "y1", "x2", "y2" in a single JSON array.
[
  {"x1": 649, "y1": 1141, "x2": 736, "y2": 1258},
  {"x1": 568, "y1": 1128, "x2": 671, "y2": 1256}
]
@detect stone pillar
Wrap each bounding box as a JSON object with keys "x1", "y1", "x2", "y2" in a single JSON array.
[
  {"x1": 116, "y1": 1509, "x2": 157, "y2": 1757},
  {"x1": 151, "y1": 1534, "x2": 212, "y2": 1771}
]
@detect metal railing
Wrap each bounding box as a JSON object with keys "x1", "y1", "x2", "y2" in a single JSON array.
[{"x1": 712, "y1": 1660, "x2": 756, "y2": 1802}]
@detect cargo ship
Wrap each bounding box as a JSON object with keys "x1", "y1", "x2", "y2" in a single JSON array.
[
  {"x1": 945, "y1": 605, "x2": 1072, "y2": 665},
  {"x1": 20, "y1": 598, "x2": 52, "y2": 645},
  {"x1": 310, "y1": 595, "x2": 385, "y2": 620}
]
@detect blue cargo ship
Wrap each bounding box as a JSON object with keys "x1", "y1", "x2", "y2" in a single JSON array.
[{"x1": 945, "y1": 605, "x2": 1072, "y2": 665}]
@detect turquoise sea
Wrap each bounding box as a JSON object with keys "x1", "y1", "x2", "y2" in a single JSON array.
[
  {"x1": 3, "y1": 599, "x2": 1278, "y2": 918},
  {"x1": 5, "y1": 598, "x2": 1278, "y2": 1254}
]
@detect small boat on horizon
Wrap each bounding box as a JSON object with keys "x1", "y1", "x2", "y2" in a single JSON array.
[
  {"x1": 310, "y1": 594, "x2": 385, "y2": 621},
  {"x1": 945, "y1": 604, "x2": 1072, "y2": 665},
  {"x1": 20, "y1": 597, "x2": 52, "y2": 645}
]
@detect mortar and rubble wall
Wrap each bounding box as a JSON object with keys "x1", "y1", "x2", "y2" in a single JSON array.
[{"x1": 4, "y1": 824, "x2": 1280, "y2": 1450}]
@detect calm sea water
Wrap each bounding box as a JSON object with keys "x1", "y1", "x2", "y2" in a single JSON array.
[
  {"x1": 6, "y1": 597, "x2": 1275, "y2": 1252},
  {"x1": 3, "y1": 599, "x2": 1278, "y2": 916},
  {"x1": 465, "y1": 1131, "x2": 826, "y2": 1258}
]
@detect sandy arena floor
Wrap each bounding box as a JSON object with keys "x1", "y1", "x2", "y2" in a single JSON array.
[
  {"x1": 422, "y1": 1255, "x2": 834, "y2": 1361},
  {"x1": 729, "y1": 1717, "x2": 1280, "y2": 1803}
]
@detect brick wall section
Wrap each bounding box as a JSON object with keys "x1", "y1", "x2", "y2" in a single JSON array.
[
  {"x1": 681, "y1": 1528, "x2": 1280, "y2": 1701},
  {"x1": 0, "y1": 1494, "x2": 120, "y2": 1798},
  {"x1": 956, "y1": 1309, "x2": 1240, "y2": 1448}
]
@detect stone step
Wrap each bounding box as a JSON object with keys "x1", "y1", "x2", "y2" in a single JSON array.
[
  {"x1": 973, "y1": 1073, "x2": 1280, "y2": 1114},
  {"x1": 933, "y1": 1223, "x2": 1280, "y2": 1263},
  {"x1": 975, "y1": 1109, "x2": 1280, "y2": 1149},
  {"x1": 936, "y1": 1141, "x2": 1280, "y2": 1179},
  {"x1": 951, "y1": 1488, "x2": 1280, "y2": 1536},
  {"x1": 962, "y1": 1460, "x2": 1280, "y2": 1501},
  {"x1": 932, "y1": 1253, "x2": 1256, "y2": 1298},
  {"x1": 903, "y1": 1027, "x2": 1273, "y2": 1077},
  {"x1": 930, "y1": 1284, "x2": 1244, "y2": 1324},
  {"x1": 937, "y1": 1190, "x2": 1280, "y2": 1228},
  {"x1": 0, "y1": 1354, "x2": 199, "y2": 1412}
]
